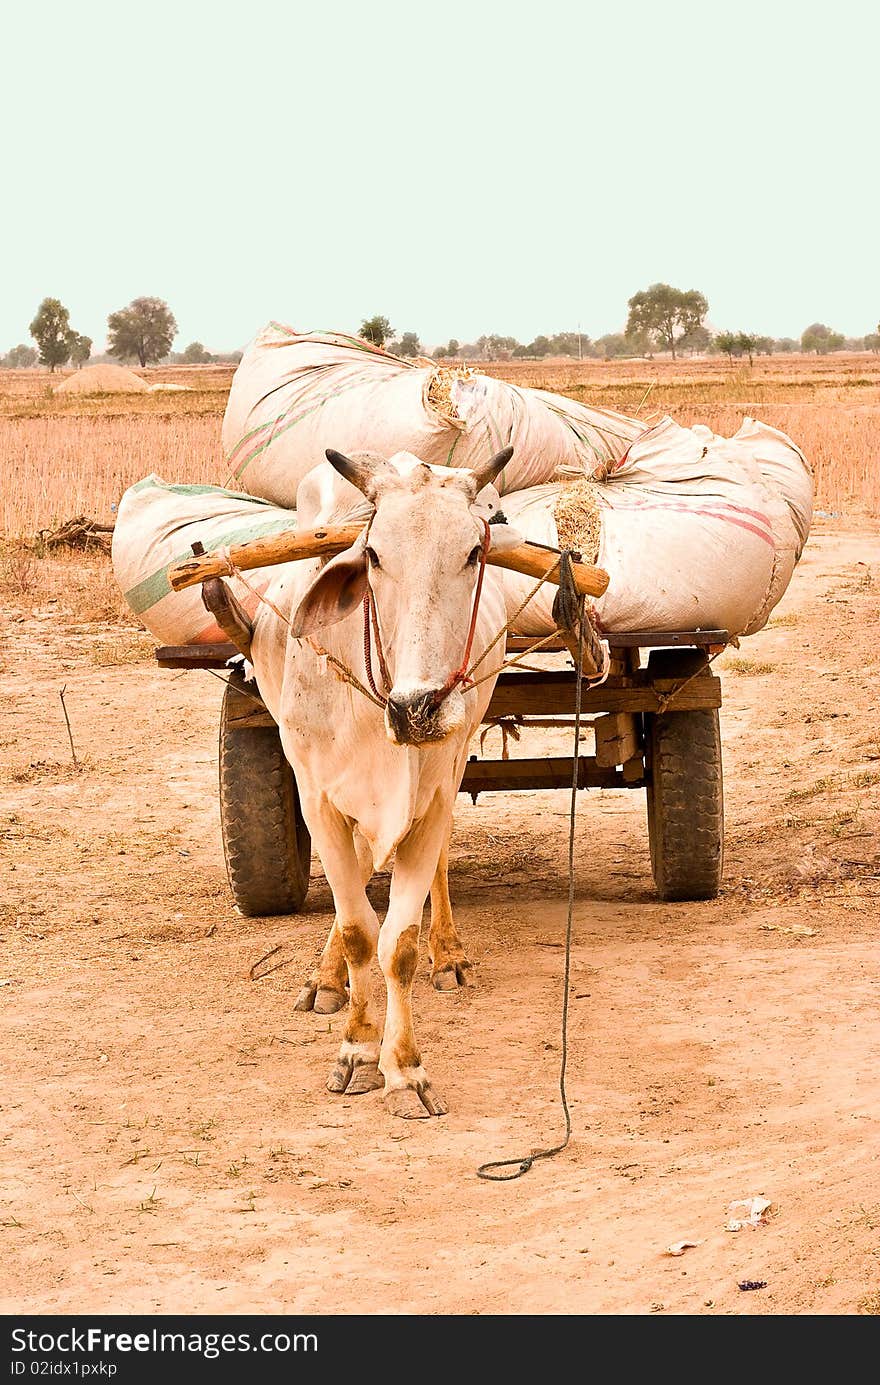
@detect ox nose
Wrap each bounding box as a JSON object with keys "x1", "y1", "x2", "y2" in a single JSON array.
[{"x1": 386, "y1": 689, "x2": 442, "y2": 743}]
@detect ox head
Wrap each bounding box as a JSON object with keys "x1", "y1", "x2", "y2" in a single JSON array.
[{"x1": 290, "y1": 446, "x2": 514, "y2": 746}]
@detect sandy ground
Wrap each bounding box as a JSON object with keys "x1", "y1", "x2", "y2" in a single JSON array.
[{"x1": 2, "y1": 520, "x2": 879, "y2": 1316}]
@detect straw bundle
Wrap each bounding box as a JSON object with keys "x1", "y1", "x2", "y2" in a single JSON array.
[
  {"x1": 553, "y1": 477, "x2": 602, "y2": 564},
  {"x1": 424, "y1": 365, "x2": 475, "y2": 424}
]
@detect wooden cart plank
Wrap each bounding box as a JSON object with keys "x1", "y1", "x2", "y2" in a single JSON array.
[
  {"x1": 604, "y1": 629, "x2": 728, "y2": 648},
  {"x1": 505, "y1": 636, "x2": 567, "y2": 653},
  {"x1": 460, "y1": 755, "x2": 645, "y2": 794},
  {"x1": 155, "y1": 643, "x2": 238, "y2": 668},
  {"x1": 504, "y1": 629, "x2": 727, "y2": 652},
  {"x1": 486, "y1": 670, "x2": 722, "y2": 716},
  {"x1": 155, "y1": 650, "x2": 722, "y2": 713}
]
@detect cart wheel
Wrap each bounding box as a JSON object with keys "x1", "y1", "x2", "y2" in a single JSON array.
[
  {"x1": 645, "y1": 649, "x2": 723, "y2": 901},
  {"x1": 218, "y1": 673, "x2": 311, "y2": 916}
]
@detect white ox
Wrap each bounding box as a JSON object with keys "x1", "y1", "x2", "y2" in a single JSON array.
[{"x1": 249, "y1": 446, "x2": 513, "y2": 1118}]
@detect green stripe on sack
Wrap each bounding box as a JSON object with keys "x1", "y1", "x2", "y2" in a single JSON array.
[
  {"x1": 224, "y1": 364, "x2": 362, "y2": 471},
  {"x1": 124, "y1": 515, "x2": 296, "y2": 615},
  {"x1": 230, "y1": 369, "x2": 389, "y2": 480},
  {"x1": 129, "y1": 476, "x2": 277, "y2": 504},
  {"x1": 445, "y1": 431, "x2": 463, "y2": 466}
]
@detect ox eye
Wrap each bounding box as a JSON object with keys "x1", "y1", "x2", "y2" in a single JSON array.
[
  {"x1": 365, "y1": 546, "x2": 381, "y2": 569},
  {"x1": 466, "y1": 543, "x2": 483, "y2": 567}
]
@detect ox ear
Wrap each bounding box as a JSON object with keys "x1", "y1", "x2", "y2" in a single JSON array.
[{"x1": 289, "y1": 533, "x2": 369, "y2": 638}]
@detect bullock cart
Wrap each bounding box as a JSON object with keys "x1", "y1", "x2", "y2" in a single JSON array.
[{"x1": 156, "y1": 623, "x2": 725, "y2": 912}]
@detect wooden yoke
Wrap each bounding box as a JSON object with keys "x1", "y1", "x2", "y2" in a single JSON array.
[{"x1": 167, "y1": 524, "x2": 610, "y2": 600}]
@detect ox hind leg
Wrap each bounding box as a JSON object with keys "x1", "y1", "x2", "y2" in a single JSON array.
[
  {"x1": 379, "y1": 803, "x2": 451, "y2": 1119},
  {"x1": 428, "y1": 833, "x2": 472, "y2": 992},
  {"x1": 304, "y1": 804, "x2": 383, "y2": 1095},
  {"x1": 294, "y1": 830, "x2": 374, "y2": 1015}
]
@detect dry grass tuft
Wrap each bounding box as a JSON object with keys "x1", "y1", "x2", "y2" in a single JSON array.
[
  {"x1": 87, "y1": 633, "x2": 155, "y2": 666},
  {"x1": 721, "y1": 657, "x2": 776, "y2": 675},
  {"x1": 0, "y1": 544, "x2": 139, "y2": 627},
  {"x1": 0, "y1": 544, "x2": 42, "y2": 598},
  {"x1": 11, "y1": 758, "x2": 89, "y2": 784}
]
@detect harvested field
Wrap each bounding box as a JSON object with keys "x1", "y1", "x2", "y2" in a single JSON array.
[
  {"x1": 3, "y1": 353, "x2": 879, "y2": 537},
  {"x1": 2, "y1": 358, "x2": 879, "y2": 1316}
]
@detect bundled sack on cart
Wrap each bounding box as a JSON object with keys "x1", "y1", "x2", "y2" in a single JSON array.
[
  {"x1": 111, "y1": 476, "x2": 298, "y2": 645},
  {"x1": 221, "y1": 322, "x2": 642, "y2": 507},
  {"x1": 498, "y1": 416, "x2": 812, "y2": 639}
]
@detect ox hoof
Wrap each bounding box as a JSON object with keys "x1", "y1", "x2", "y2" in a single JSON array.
[
  {"x1": 431, "y1": 960, "x2": 472, "y2": 993},
  {"x1": 293, "y1": 983, "x2": 317, "y2": 1012},
  {"x1": 294, "y1": 982, "x2": 348, "y2": 1014},
  {"x1": 315, "y1": 985, "x2": 348, "y2": 1014},
  {"x1": 327, "y1": 1052, "x2": 383, "y2": 1096},
  {"x1": 384, "y1": 1082, "x2": 449, "y2": 1120}
]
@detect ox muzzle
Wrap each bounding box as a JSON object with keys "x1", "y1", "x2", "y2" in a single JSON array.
[{"x1": 385, "y1": 688, "x2": 463, "y2": 746}]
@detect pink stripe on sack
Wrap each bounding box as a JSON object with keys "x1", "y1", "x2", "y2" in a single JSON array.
[
  {"x1": 225, "y1": 419, "x2": 277, "y2": 466},
  {"x1": 639, "y1": 501, "x2": 772, "y2": 531},
  {"x1": 608, "y1": 492, "x2": 772, "y2": 524},
  {"x1": 611, "y1": 501, "x2": 775, "y2": 547}
]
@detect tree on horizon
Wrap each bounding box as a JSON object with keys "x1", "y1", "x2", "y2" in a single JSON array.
[
  {"x1": 68, "y1": 333, "x2": 92, "y2": 368},
  {"x1": 359, "y1": 315, "x2": 393, "y2": 348},
  {"x1": 390, "y1": 331, "x2": 421, "y2": 357},
  {"x1": 626, "y1": 283, "x2": 708, "y2": 359},
  {"x1": 801, "y1": 322, "x2": 845, "y2": 354},
  {"x1": 29, "y1": 298, "x2": 73, "y2": 371},
  {"x1": 107, "y1": 297, "x2": 177, "y2": 367}
]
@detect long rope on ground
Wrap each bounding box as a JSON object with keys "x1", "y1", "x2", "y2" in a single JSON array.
[{"x1": 476, "y1": 555, "x2": 585, "y2": 1181}]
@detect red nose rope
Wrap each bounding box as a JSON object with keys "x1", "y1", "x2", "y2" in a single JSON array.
[{"x1": 363, "y1": 518, "x2": 492, "y2": 708}]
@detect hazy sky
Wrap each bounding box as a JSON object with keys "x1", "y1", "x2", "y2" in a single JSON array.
[{"x1": 4, "y1": 0, "x2": 878, "y2": 352}]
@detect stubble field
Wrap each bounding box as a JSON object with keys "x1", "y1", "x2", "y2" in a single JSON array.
[{"x1": 2, "y1": 352, "x2": 879, "y2": 538}]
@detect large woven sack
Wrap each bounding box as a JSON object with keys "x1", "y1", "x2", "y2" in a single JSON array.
[
  {"x1": 221, "y1": 323, "x2": 642, "y2": 506},
  {"x1": 499, "y1": 416, "x2": 810, "y2": 639},
  {"x1": 725, "y1": 417, "x2": 812, "y2": 551},
  {"x1": 112, "y1": 476, "x2": 296, "y2": 645}
]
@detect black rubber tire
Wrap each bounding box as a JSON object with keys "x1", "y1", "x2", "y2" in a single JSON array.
[
  {"x1": 644, "y1": 649, "x2": 723, "y2": 901},
  {"x1": 218, "y1": 674, "x2": 310, "y2": 916}
]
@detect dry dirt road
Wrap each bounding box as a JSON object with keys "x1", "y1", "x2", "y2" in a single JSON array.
[{"x1": 2, "y1": 520, "x2": 879, "y2": 1316}]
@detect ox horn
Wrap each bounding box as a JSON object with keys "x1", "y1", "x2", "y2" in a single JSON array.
[
  {"x1": 467, "y1": 445, "x2": 514, "y2": 495},
  {"x1": 325, "y1": 448, "x2": 392, "y2": 498}
]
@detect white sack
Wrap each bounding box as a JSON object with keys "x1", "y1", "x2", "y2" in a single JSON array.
[
  {"x1": 112, "y1": 476, "x2": 297, "y2": 645},
  {"x1": 221, "y1": 323, "x2": 642, "y2": 506},
  {"x1": 499, "y1": 416, "x2": 810, "y2": 639}
]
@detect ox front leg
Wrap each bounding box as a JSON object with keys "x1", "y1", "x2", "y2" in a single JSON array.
[
  {"x1": 428, "y1": 833, "x2": 472, "y2": 992},
  {"x1": 293, "y1": 919, "x2": 349, "y2": 1014},
  {"x1": 294, "y1": 835, "x2": 373, "y2": 1014},
  {"x1": 379, "y1": 807, "x2": 450, "y2": 1119},
  {"x1": 305, "y1": 802, "x2": 383, "y2": 1097}
]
